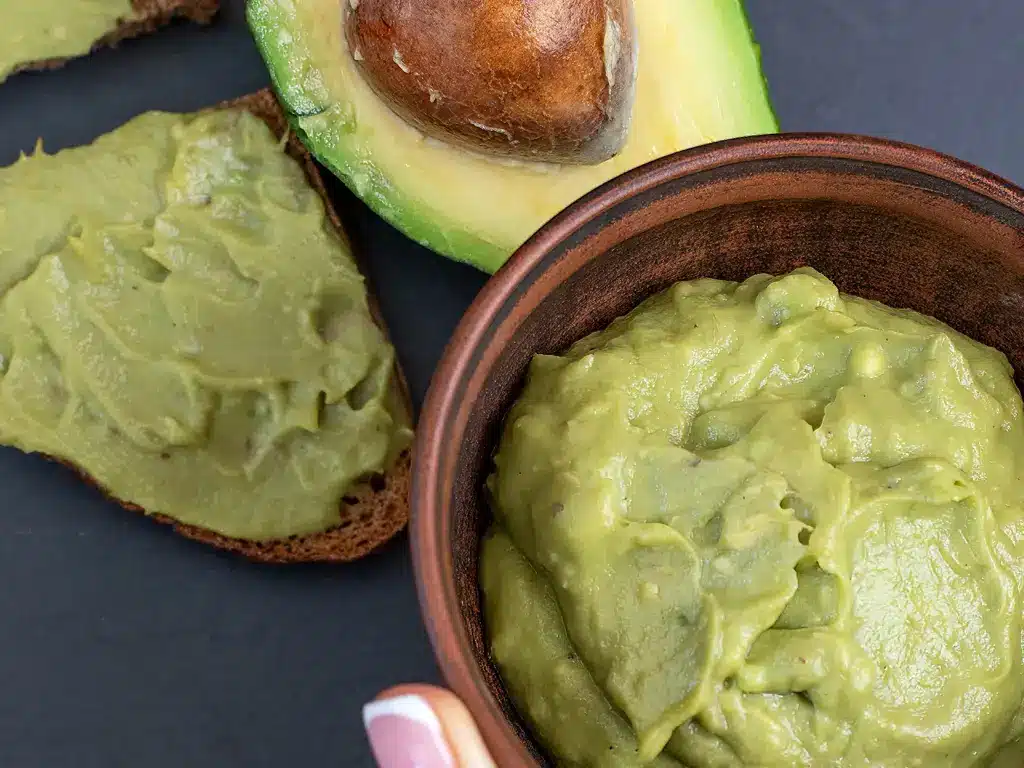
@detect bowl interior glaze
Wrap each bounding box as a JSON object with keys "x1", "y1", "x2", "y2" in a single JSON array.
[{"x1": 411, "y1": 134, "x2": 1024, "y2": 766}]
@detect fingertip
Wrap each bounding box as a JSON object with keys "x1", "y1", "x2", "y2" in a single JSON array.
[{"x1": 366, "y1": 684, "x2": 495, "y2": 768}]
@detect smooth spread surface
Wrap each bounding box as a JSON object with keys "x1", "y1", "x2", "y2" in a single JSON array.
[
  {"x1": 248, "y1": 0, "x2": 778, "y2": 271},
  {"x1": 0, "y1": 0, "x2": 134, "y2": 82},
  {"x1": 0, "y1": 108, "x2": 411, "y2": 541},
  {"x1": 482, "y1": 269, "x2": 1024, "y2": 767}
]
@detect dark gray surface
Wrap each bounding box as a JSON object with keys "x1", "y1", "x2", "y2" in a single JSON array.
[{"x1": 0, "y1": 0, "x2": 1019, "y2": 765}]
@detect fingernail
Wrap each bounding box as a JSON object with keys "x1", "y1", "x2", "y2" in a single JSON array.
[{"x1": 363, "y1": 694, "x2": 455, "y2": 768}]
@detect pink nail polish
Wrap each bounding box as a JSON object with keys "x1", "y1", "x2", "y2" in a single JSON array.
[{"x1": 363, "y1": 694, "x2": 456, "y2": 768}]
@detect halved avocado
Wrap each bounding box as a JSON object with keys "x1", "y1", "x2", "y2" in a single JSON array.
[{"x1": 247, "y1": 0, "x2": 778, "y2": 273}]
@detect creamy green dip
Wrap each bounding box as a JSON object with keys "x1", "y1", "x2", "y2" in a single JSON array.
[
  {"x1": 482, "y1": 269, "x2": 1024, "y2": 767},
  {"x1": 0, "y1": 108, "x2": 411, "y2": 540},
  {"x1": 1, "y1": 0, "x2": 134, "y2": 82}
]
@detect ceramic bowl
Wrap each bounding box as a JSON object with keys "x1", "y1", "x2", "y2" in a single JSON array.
[{"x1": 410, "y1": 134, "x2": 1024, "y2": 766}]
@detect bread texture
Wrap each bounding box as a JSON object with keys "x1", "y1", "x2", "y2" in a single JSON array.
[
  {"x1": 12, "y1": 0, "x2": 220, "y2": 76},
  {"x1": 56, "y1": 89, "x2": 413, "y2": 563}
]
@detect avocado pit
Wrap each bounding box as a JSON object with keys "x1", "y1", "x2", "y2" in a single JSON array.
[{"x1": 344, "y1": 0, "x2": 637, "y2": 165}]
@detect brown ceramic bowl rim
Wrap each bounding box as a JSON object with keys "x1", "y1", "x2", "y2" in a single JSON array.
[{"x1": 410, "y1": 132, "x2": 1024, "y2": 764}]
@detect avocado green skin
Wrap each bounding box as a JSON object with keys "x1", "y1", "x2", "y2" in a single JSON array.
[
  {"x1": 246, "y1": 0, "x2": 779, "y2": 273},
  {"x1": 739, "y1": 2, "x2": 780, "y2": 133}
]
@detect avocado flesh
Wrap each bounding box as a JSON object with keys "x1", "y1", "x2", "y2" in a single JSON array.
[{"x1": 247, "y1": 0, "x2": 778, "y2": 273}]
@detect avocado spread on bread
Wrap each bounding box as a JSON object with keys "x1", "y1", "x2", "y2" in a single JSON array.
[
  {"x1": 0, "y1": 108, "x2": 411, "y2": 541},
  {"x1": 1, "y1": 0, "x2": 133, "y2": 81},
  {"x1": 0, "y1": 0, "x2": 218, "y2": 83}
]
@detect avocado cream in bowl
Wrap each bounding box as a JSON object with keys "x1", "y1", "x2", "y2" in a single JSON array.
[
  {"x1": 411, "y1": 133, "x2": 1024, "y2": 768},
  {"x1": 481, "y1": 268, "x2": 1024, "y2": 767}
]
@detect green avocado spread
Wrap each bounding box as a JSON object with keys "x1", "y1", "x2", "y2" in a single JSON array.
[
  {"x1": 0, "y1": 108, "x2": 411, "y2": 540},
  {"x1": 1, "y1": 0, "x2": 134, "y2": 82},
  {"x1": 482, "y1": 269, "x2": 1024, "y2": 767}
]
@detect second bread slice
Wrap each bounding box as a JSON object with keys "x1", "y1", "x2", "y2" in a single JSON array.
[{"x1": 5, "y1": 0, "x2": 219, "y2": 82}]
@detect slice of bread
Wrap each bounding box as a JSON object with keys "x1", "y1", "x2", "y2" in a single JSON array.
[
  {"x1": 57, "y1": 89, "x2": 413, "y2": 563},
  {"x1": 13, "y1": 0, "x2": 219, "y2": 77}
]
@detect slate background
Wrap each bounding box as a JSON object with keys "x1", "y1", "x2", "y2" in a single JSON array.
[{"x1": 0, "y1": 1, "x2": 1020, "y2": 765}]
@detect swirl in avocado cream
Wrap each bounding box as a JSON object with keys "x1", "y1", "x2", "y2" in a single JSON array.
[{"x1": 481, "y1": 269, "x2": 1024, "y2": 767}]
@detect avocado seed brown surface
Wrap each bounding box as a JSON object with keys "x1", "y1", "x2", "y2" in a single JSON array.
[{"x1": 345, "y1": 0, "x2": 637, "y2": 165}]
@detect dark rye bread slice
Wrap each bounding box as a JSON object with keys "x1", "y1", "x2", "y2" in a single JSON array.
[
  {"x1": 12, "y1": 0, "x2": 219, "y2": 76},
  {"x1": 55, "y1": 89, "x2": 413, "y2": 563}
]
